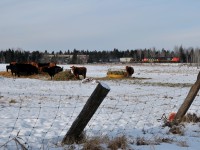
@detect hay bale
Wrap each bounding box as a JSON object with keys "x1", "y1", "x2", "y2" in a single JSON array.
[
  {"x1": 107, "y1": 70, "x2": 126, "y2": 75},
  {"x1": 54, "y1": 69, "x2": 77, "y2": 81},
  {"x1": 107, "y1": 70, "x2": 127, "y2": 79}
]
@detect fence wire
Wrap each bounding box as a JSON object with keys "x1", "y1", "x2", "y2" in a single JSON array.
[{"x1": 0, "y1": 88, "x2": 200, "y2": 149}]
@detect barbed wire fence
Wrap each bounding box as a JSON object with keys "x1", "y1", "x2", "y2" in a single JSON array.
[{"x1": 0, "y1": 85, "x2": 200, "y2": 149}]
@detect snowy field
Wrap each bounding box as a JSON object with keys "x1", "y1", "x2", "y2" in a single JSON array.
[{"x1": 0, "y1": 63, "x2": 200, "y2": 150}]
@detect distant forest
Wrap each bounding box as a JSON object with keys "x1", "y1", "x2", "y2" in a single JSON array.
[{"x1": 0, "y1": 45, "x2": 200, "y2": 64}]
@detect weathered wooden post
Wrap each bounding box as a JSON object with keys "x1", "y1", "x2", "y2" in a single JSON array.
[
  {"x1": 197, "y1": 71, "x2": 200, "y2": 80},
  {"x1": 62, "y1": 82, "x2": 110, "y2": 144},
  {"x1": 173, "y1": 71, "x2": 200, "y2": 124}
]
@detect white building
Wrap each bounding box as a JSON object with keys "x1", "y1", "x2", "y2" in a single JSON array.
[{"x1": 120, "y1": 57, "x2": 133, "y2": 63}]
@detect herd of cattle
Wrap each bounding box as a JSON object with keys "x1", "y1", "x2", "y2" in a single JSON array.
[
  {"x1": 6, "y1": 62, "x2": 64, "y2": 79},
  {"x1": 5, "y1": 62, "x2": 134, "y2": 80},
  {"x1": 5, "y1": 62, "x2": 88, "y2": 80}
]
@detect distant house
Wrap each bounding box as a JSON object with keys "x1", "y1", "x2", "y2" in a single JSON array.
[
  {"x1": 109, "y1": 58, "x2": 120, "y2": 63},
  {"x1": 120, "y1": 57, "x2": 133, "y2": 63},
  {"x1": 47, "y1": 54, "x2": 73, "y2": 64},
  {"x1": 77, "y1": 55, "x2": 89, "y2": 64},
  {"x1": 46, "y1": 54, "x2": 89, "y2": 64}
]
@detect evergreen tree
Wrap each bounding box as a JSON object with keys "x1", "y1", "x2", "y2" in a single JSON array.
[
  {"x1": 179, "y1": 45, "x2": 186, "y2": 63},
  {"x1": 70, "y1": 49, "x2": 78, "y2": 64}
]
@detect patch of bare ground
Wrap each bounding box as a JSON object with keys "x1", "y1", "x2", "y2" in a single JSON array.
[
  {"x1": 0, "y1": 71, "x2": 150, "y2": 81},
  {"x1": 136, "y1": 137, "x2": 165, "y2": 145},
  {"x1": 142, "y1": 81, "x2": 192, "y2": 87},
  {"x1": 0, "y1": 70, "x2": 76, "y2": 80},
  {"x1": 94, "y1": 76, "x2": 151, "y2": 81},
  {"x1": 0, "y1": 71, "x2": 49, "y2": 79},
  {"x1": 0, "y1": 71, "x2": 191, "y2": 88},
  {"x1": 64, "y1": 135, "x2": 189, "y2": 150},
  {"x1": 82, "y1": 135, "x2": 128, "y2": 150},
  {"x1": 0, "y1": 71, "x2": 14, "y2": 78},
  {"x1": 136, "y1": 136, "x2": 188, "y2": 148},
  {"x1": 165, "y1": 113, "x2": 200, "y2": 135}
]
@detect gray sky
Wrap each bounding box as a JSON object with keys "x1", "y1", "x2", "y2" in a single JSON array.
[{"x1": 1, "y1": 0, "x2": 200, "y2": 52}]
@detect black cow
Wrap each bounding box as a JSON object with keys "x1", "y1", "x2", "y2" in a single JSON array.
[
  {"x1": 6, "y1": 65, "x2": 12, "y2": 72},
  {"x1": 37, "y1": 63, "x2": 50, "y2": 73},
  {"x1": 126, "y1": 66, "x2": 134, "y2": 77},
  {"x1": 6, "y1": 62, "x2": 16, "y2": 72},
  {"x1": 70, "y1": 66, "x2": 87, "y2": 79},
  {"x1": 43, "y1": 66, "x2": 63, "y2": 80},
  {"x1": 11, "y1": 63, "x2": 38, "y2": 77},
  {"x1": 37, "y1": 62, "x2": 56, "y2": 73}
]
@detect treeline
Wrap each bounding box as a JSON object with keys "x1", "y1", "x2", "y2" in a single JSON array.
[{"x1": 0, "y1": 46, "x2": 200, "y2": 64}]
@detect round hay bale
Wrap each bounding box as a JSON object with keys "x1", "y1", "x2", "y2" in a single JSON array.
[
  {"x1": 107, "y1": 70, "x2": 127, "y2": 79},
  {"x1": 54, "y1": 69, "x2": 76, "y2": 81}
]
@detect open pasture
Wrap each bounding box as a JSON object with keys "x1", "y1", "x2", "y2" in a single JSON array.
[{"x1": 0, "y1": 63, "x2": 200, "y2": 150}]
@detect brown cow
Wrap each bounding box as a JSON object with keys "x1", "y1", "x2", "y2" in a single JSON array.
[
  {"x1": 29, "y1": 62, "x2": 38, "y2": 68},
  {"x1": 70, "y1": 66, "x2": 87, "y2": 79},
  {"x1": 126, "y1": 66, "x2": 134, "y2": 77}
]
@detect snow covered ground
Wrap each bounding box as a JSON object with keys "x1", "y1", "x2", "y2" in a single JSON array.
[{"x1": 0, "y1": 63, "x2": 200, "y2": 150}]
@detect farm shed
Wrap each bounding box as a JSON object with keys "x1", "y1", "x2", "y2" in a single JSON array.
[{"x1": 120, "y1": 57, "x2": 133, "y2": 63}]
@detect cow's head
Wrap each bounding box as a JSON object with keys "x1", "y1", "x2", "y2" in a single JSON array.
[
  {"x1": 60, "y1": 67, "x2": 64, "y2": 72},
  {"x1": 70, "y1": 66, "x2": 76, "y2": 70},
  {"x1": 126, "y1": 66, "x2": 129, "y2": 70}
]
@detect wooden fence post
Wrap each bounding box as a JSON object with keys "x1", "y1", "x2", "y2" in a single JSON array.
[
  {"x1": 197, "y1": 71, "x2": 200, "y2": 80},
  {"x1": 62, "y1": 82, "x2": 110, "y2": 145},
  {"x1": 173, "y1": 71, "x2": 200, "y2": 125}
]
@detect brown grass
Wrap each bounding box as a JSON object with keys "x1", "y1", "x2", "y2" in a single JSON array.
[
  {"x1": 82, "y1": 137, "x2": 103, "y2": 150},
  {"x1": 0, "y1": 70, "x2": 77, "y2": 80},
  {"x1": 108, "y1": 136, "x2": 127, "y2": 150},
  {"x1": 69, "y1": 135, "x2": 179, "y2": 149},
  {"x1": 136, "y1": 136, "x2": 174, "y2": 146},
  {"x1": 155, "y1": 137, "x2": 173, "y2": 144},
  {"x1": 182, "y1": 113, "x2": 200, "y2": 123},
  {"x1": 169, "y1": 125, "x2": 185, "y2": 135},
  {"x1": 80, "y1": 135, "x2": 128, "y2": 150},
  {"x1": 0, "y1": 71, "x2": 14, "y2": 78},
  {"x1": 136, "y1": 137, "x2": 150, "y2": 145},
  {"x1": 0, "y1": 71, "x2": 49, "y2": 79},
  {"x1": 9, "y1": 99, "x2": 17, "y2": 104}
]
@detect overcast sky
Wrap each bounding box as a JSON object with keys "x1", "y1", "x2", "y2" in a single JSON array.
[{"x1": 0, "y1": 0, "x2": 200, "y2": 52}]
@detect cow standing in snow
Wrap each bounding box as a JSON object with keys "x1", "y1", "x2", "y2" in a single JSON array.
[
  {"x1": 126, "y1": 66, "x2": 134, "y2": 77},
  {"x1": 43, "y1": 65, "x2": 63, "y2": 80},
  {"x1": 70, "y1": 66, "x2": 87, "y2": 79}
]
